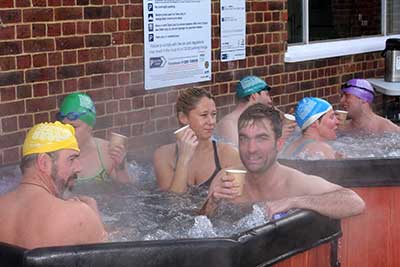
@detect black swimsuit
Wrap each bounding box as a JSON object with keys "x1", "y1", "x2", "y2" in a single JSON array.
[{"x1": 175, "y1": 140, "x2": 222, "y2": 188}]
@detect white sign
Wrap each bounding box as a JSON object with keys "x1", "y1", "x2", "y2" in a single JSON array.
[
  {"x1": 220, "y1": 0, "x2": 246, "y2": 62},
  {"x1": 143, "y1": 0, "x2": 211, "y2": 90}
]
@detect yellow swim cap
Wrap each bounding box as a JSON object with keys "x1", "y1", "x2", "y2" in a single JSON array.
[{"x1": 23, "y1": 121, "x2": 80, "y2": 157}]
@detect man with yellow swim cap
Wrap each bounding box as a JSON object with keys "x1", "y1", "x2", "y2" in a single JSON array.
[
  {"x1": 0, "y1": 122, "x2": 107, "y2": 249},
  {"x1": 57, "y1": 92, "x2": 133, "y2": 184}
]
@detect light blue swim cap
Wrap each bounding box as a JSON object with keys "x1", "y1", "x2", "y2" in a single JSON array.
[
  {"x1": 295, "y1": 97, "x2": 332, "y2": 130},
  {"x1": 236, "y1": 76, "x2": 271, "y2": 98}
]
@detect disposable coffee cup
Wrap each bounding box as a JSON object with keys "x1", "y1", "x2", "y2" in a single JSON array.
[
  {"x1": 283, "y1": 114, "x2": 296, "y2": 124},
  {"x1": 335, "y1": 110, "x2": 348, "y2": 125},
  {"x1": 225, "y1": 169, "x2": 247, "y2": 196},
  {"x1": 174, "y1": 125, "x2": 190, "y2": 138},
  {"x1": 110, "y1": 132, "x2": 128, "y2": 147}
]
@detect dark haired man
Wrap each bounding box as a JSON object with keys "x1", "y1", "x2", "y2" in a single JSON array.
[{"x1": 202, "y1": 104, "x2": 365, "y2": 219}]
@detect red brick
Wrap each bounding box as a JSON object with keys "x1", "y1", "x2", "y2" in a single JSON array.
[
  {"x1": 91, "y1": 21, "x2": 104, "y2": 33},
  {"x1": 55, "y1": 7, "x2": 82, "y2": 20},
  {"x1": 112, "y1": 59, "x2": 124, "y2": 72},
  {"x1": 17, "y1": 55, "x2": 31, "y2": 69},
  {"x1": 91, "y1": 75, "x2": 104, "y2": 88},
  {"x1": 56, "y1": 37, "x2": 84, "y2": 50},
  {"x1": 0, "y1": 41, "x2": 22, "y2": 55},
  {"x1": 18, "y1": 114, "x2": 34, "y2": 129},
  {"x1": 0, "y1": 87, "x2": 16, "y2": 101},
  {"x1": 118, "y1": 19, "x2": 130, "y2": 31},
  {"x1": 0, "y1": 26, "x2": 15, "y2": 40},
  {"x1": 49, "y1": 0, "x2": 62, "y2": 6},
  {"x1": 85, "y1": 34, "x2": 111, "y2": 47},
  {"x1": 127, "y1": 109, "x2": 149, "y2": 123},
  {"x1": 0, "y1": 57, "x2": 16, "y2": 71},
  {"x1": 33, "y1": 83, "x2": 48, "y2": 97},
  {"x1": 0, "y1": 132, "x2": 25, "y2": 150},
  {"x1": 16, "y1": 25, "x2": 30, "y2": 38},
  {"x1": 25, "y1": 68, "x2": 56, "y2": 83},
  {"x1": 49, "y1": 81, "x2": 63, "y2": 94},
  {"x1": 118, "y1": 46, "x2": 130, "y2": 57},
  {"x1": 24, "y1": 39, "x2": 54, "y2": 53},
  {"x1": 34, "y1": 112, "x2": 50, "y2": 124},
  {"x1": 47, "y1": 23, "x2": 61, "y2": 36},
  {"x1": 105, "y1": 47, "x2": 117, "y2": 59},
  {"x1": 131, "y1": 44, "x2": 142, "y2": 56},
  {"x1": 0, "y1": 71, "x2": 24, "y2": 86},
  {"x1": 48, "y1": 52, "x2": 62, "y2": 66},
  {"x1": 89, "y1": 48, "x2": 104, "y2": 61},
  {"x1": 105, "y1": 20, "x2": 117, "y2": 32},
  {"x1": 77, "y1": 21, "x2": 90, "y2": 34},
  {"x1": 4, "y1": 147, "x2": 21, "y2": 165},
  {"x1": 62, "y1": 0, "x2": 75, "y2": 5},
  {"x1": 27, "y1": 96, "x2": 56, "y2": 112},
  {"x1": 64, "y1": 78, "x2": 78, "y2": 92},
  {"x1": 118, "y1": 73, "x2": 130, "y2": 85},
  {"x1": 0, "y1": 0, "x2": 13, "y2": 8},
  {"x1": 86, "y1": 61, "x2": 112, "y2": 75},
  {"x1": 120, "y1": 99, "x2": 131, "y2": 111},
  {"x1": 0, "y1": 100, "x2": 25, "y2": 116},
  {"x1": 62, "y1": 22, "x2": 76, "y2": 35},
  {"x1": 111, "y1": 6, "x2": 123, "y2": 17},
  {"x1": 16, "y1": 0, "x2": 30, "y2": 7},
  {"x1": 84, "y1": 6, "x2": 111, "y2": 19},
  {"x1": 78, "y1": 77, "x2": 91, "y2": 90},
  {"x1": 78, "y1": 49, "x2": 90, "y2": 62},
  {"x1": 17, "y1": 85, "x2": 32, "y2": 99},
  {"x1": 105, "y1": 74, "x2": 117, "y2": 86},
  {"x1": 63, "y1": 51, "x2": 77, "y2": 64},
  {"x1": 32, "y1": 54, "x2": 47, "y2": 67},
  {"x1": 23, "y1": 9, "x2": 53, "y2": 22}
]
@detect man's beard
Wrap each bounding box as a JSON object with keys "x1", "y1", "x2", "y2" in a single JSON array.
[{"x1": 51, "y1": 163, "x2": 78, "y2": 199}]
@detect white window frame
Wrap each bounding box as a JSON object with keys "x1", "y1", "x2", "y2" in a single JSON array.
[{"x1": 285, "y1": 0, "x2": 400, "y2": 62}]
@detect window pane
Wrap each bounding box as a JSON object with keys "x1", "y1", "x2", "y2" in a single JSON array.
[
  {"x1": 288, "y1": 0, "x2": 303, "y2": 44},
  {"x1": 387, "y1": 0, "x2": 400, "y2": 34},
  {"x1": 309, "y1": 0, "x2": 381, "y2": 42}
]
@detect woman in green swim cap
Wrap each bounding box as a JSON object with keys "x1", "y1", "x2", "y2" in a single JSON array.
[{"x1": 57, "y1": 92, "x2": 133, "y2": 184}]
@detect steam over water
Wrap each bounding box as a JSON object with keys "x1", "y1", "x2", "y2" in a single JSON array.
[
  {"x1": 279, "y1": 130, "x2": 400, "y2": 159},
  {"x1": 1, "y1": 131, "x2": 399, "y2": 242}
]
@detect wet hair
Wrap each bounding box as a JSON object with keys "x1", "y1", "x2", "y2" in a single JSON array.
[
  {"x1": 176, "y1": 87, "x2": 214, "y2": 116},
  {"x1": 238, "y1": 103, "x2": 282, "y2": 140},
  {"x1": 19, "y1": 151, "x2": 59, "y2": 174}
]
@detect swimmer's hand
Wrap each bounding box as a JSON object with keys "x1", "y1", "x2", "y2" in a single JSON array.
[
  {"x1": 176, "y1": 127, "x2": 198, "y2": 163},
  {"x1": 210, "y1": 170, "x2": 241, "y2": 200},
  {"x1": 265, "y1": 198, "x2": 292, "y2": 220},
  {"x1": 109, "y1": 143, "x2": 127, "y2": 170}
]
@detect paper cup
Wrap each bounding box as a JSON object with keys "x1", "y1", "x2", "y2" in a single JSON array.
[
  {"x1": 335, "y1": 110, "x2": 348, "y2": 125},
  {"x1": 225, "y1": 169, "x2": 247, "y2": 196},
  {"x1": 174, "y1": 125, "x2": 190, "y2": 138},
  {"x1": 110, "y1": 132, "x2": 128, "y2": 147},
  {"x1": 283, "y1": 114, "x2": 296, "y2": 124}
]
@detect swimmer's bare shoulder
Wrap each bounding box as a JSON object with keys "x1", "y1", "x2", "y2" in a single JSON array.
[
  {"x1": 282, "y1": 164, "x2": 341, "y2": 196},
  {"x1": 48, "y1": 199, "x2": 107, "y2": 246}
]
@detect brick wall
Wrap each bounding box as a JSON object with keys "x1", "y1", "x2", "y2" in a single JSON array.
[{"x1": 0, "y1": 0, "x2": 384, "y2": 165}]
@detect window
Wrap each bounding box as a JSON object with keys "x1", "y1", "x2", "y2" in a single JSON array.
[{"x1": 285, "y1": 0, "x2": 400, "y2": 62}]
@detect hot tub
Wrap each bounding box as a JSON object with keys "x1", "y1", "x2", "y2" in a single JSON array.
[{"x1": 0, "y1": 210, "x2": 340, "y2": 267}]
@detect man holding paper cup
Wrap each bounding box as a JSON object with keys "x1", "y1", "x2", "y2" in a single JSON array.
[
  {"x1": 339, "y1": 78, "x2": 400, "y2": 134},
  {"x1": 200, "y1": 104, "x2": 365, "y2": 220}
]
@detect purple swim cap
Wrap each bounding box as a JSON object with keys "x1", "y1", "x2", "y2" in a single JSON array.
[{"x1": 341, "y1": 78, "x2": 375, "y2": 103}]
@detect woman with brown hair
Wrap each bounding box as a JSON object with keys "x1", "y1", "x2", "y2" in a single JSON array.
[{"x1": 153, "y1": 88, "x2": 242, "y2": 193}]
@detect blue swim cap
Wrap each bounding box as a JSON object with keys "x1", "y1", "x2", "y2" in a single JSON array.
[
  {"x1": 295, "y1": 97, "x2": 332, "y2": 130},
  {"x1": 236, "y1": 76, "x2": 271, "y2": 98}
]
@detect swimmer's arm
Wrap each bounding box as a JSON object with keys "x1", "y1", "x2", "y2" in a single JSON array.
[
  {"x1": 219, "y1": 144, "x2": 243, "y2": 168},
  {"x1": 108, "y1": 142, "x2": 134, "y2": 184},
  {"x1": 154, "y1": 146, "x2": 190, "y2": 193},
  {"x1": 270, "y1": 174, "x2": 365, "y2": 219}
]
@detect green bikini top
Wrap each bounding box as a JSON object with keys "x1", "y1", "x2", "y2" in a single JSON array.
[{"x1": 77, "y1": 139, "x2": 109, "y2": 182}]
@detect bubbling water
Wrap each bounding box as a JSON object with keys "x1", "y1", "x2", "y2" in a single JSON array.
[
  {"x1": 0, "y1": 161, "x2": 269, "y2": 242},
  {"x1": 279, "y1": 129, "x2": 400, "y2": 159}
]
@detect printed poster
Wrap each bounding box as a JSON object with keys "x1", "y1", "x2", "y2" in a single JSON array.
[{"x1": 143, "y1": 0, "x2": 212, "y2": 90}]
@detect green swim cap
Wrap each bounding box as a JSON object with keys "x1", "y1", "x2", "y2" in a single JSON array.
[
  {"x1": 58, "y1": 93, "x2": 96, "y2": 127},
  {"x1": 236, "y1": 76, "x2": 271, "y2": 98}
]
